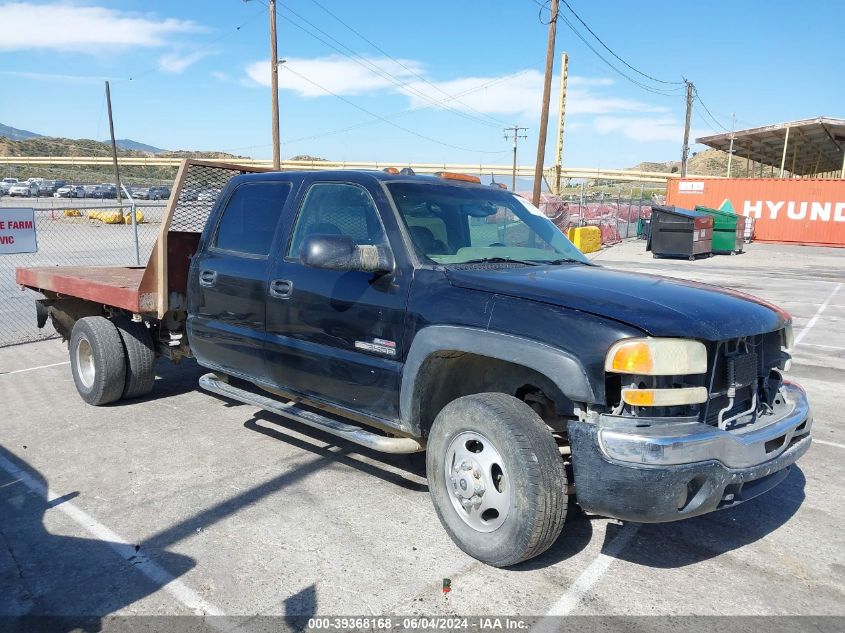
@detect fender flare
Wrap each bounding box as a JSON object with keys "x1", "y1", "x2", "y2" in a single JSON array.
[{"x1": 400, "y1": 325, "x2": 596, "y2": 431}]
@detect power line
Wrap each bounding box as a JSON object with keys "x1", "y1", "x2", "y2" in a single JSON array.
[
  {"x1": 279, "y1": 64, "x2": 506, "y2": 154},
  {"x1": 558, "y1": 0, "x2": 684, "y2": 85},
  {"x1": 221, "y1": 70, "x2": 530, "y2": 152},
  {"x1": 303, "y1": 0, "x2": 510, "y2": 127},
  {"x1": 264, "y1": 0, "x2": 504, "y2": 130},
  {"x1": 692, "y1": 86, "x2": 731, "y2": 132},
  {"x1": 529, "y1": 0, "x2": 683, "y2": 97},
  {"x1": 125, "y1": 7, "x2": 266, "y2": 82},
  {"x1": 285, "y1": 71, "x2": 531, "y2": 145}
]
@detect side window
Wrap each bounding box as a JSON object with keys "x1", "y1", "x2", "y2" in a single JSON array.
[
  {"x1": 212, "y1": 182, "x2": 291, "y2": 256},
  {"x1": 287, "y1": 183, "x2": 386, "y2": 257}
]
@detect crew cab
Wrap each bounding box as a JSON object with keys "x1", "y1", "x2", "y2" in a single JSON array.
[{"x1": 16, "y1": 160, "x2": 811, "y2": 567}]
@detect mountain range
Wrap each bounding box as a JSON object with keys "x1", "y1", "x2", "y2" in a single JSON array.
[{"x1": 0, "y1": 122, "x2": 164, "y2": 153}]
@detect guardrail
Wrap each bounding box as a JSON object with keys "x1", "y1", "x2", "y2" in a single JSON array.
[{"x1": 0, "y1": 156, "x2": 713, "y2": 184}]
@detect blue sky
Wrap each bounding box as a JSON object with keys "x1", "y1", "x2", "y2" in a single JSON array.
[{"x1": 0, "y1": 1, "x2": 841, "y2": 168}]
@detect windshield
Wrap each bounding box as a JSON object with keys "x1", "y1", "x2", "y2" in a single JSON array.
[{"x1": 386, "y1": 181, "x2": 588, "y2": 265}]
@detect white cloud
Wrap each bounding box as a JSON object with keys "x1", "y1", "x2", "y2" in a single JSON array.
[
  {"x1": 400, "y1": 70, "x2": 667, "y2": 118},
  {"x1": 592, "y1": 116, "x2": 709, "y2": 143},
  {"x1": 211, "y1": 71, "x2": 230, "y2": 82},
  {"x1": 158, "y1": 50, "x2": 214, "y2": 74},
  {"x1": 0, "y1": 3, "x2": 202, "y2": 52},
  {"x1": 246, "y1": 55, "x2": 425, "y2": 97}
]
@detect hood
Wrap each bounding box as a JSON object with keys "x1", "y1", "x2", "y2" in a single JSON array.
[{"x1": 446, "y1": 264, "x2": 788, "y2": 341}]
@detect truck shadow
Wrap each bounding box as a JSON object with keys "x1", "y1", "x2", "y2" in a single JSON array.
[
  {"x1": 612, "y1": 466, "x2": 806, "y2": 569},
  {"x1": 244, "y1": 410, "x2": 428, "y2": 492},
  {"x1": 0, "y1": 445, "x2": 196, "y2": 630}
]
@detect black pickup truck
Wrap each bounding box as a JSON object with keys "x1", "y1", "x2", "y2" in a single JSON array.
[{"x1": 18, "y1": 164, "x2": 812, "y2": 567}]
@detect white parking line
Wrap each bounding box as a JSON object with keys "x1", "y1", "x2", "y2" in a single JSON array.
[
  {"x1": 539, "y1": 522, "x2": 640, "y2": 621},
  {"x1": 813, "y1": 439, "x2": 845, "y2": 450},
  {"x1": 0, "y1": 452, "x2": 225, "y2": 617},
  {"x1": 793, "y1": 283, "x2": 842, "y2": 348},
  {"x1": 0, "y1": 361, "x2": 69, "y2": 376}
]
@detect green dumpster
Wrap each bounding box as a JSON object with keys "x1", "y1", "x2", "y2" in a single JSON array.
[{"x1": 694, "y1": 205, "x2": 745, "y2": 254}]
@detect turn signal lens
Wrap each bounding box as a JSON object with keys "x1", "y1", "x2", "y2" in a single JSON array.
[
  {"x1": 608, "y1": 341, "x2": 653, "y2": 374},
  {"x1": 606, "y1": 338, "x2": 707, "y2": 375},
  {"x1": 621, "y1": 387, "x2": 708, "y2": 407},
  {"x1": 435, "y1": 171, "x2": 481, "y2": 184}
]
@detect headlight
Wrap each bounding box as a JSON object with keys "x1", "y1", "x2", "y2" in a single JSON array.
[{"x1": 605, "y1": 338, "x2": 707, "y2": 375}]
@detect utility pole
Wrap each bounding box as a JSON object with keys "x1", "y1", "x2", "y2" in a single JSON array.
[
  {"x1": 104, "y1": 81, "x2": 122, "y2": 212},
  {"x1": 680, "y1": 79, "x2": 693, "y2": 177},
  {"x1": 269, "y1": 0, "x2": 281, "y2": 170},
  {"x1": 554, "y1": 51, "x2": 569, "y2": 196},
  {"x1": 726, "y1": 112, "x2": 736, "y2": 177},
  {"x1": 504, "y1": 125, "x2": 528, "y2": 191},
  {"x1": 532, "y1": 0, "x2": 559, "y2": 206}
]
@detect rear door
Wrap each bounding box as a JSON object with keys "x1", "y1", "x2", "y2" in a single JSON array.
[{"x1": 188, "y1": 180, "x2": 293, "y2": 379}]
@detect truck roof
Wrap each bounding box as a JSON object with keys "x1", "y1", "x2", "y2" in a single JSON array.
[{"x1": 228, "y1": 169, "x2": 502, "y2": 189}]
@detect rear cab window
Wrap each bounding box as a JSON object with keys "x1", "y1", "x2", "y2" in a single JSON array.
[{"x1": 212, "y1": 181, "x2": 292, "y2": 256}]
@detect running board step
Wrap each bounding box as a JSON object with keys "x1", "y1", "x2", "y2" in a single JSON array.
[{"x1": 199, "y1": 373, "x2": 425, "y2": 454}]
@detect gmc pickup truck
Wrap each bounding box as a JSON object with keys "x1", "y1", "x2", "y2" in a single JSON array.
[{"x1": 17, "y1": 159, "x2": 812, "y2": 567}]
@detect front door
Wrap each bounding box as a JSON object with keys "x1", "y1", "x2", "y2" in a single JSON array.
[
  {"x1": 264, "y1": 180, "x2": 409, "y2": 421},
  {"x1": 188, "y1": 180, "x2": 293, "y2": 379}
]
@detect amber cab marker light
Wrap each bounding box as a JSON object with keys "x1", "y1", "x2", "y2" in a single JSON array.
[
  {"x1": 382, "y1": 167, "x2": 399, "y2": 174},
  {"x1": 435, "y1": 171, "x2": 481, "y2": 184}
]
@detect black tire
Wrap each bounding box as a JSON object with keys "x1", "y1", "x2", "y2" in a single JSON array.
[
  {"x1": 426, "y1": 393, "x2": 567, "y2": 567},
  {"x1": 114, "y1": 317, "x2": 156, "y2": 399},
  {"x1": 69, "y1": 317, "x2": 127, "y2": 406}
]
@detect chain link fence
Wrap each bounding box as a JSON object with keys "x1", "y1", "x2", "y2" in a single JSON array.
[
  {"x1": 539, "y1": 193, "x2": 653, "y2": 245},
  {"x1": 0, "y1": 197, "x2": 165, "y2": 347}
]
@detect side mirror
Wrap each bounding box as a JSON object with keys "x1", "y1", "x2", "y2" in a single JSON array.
[{"x1": 299, "y1": 234, "x2": 394, "y2": 275}]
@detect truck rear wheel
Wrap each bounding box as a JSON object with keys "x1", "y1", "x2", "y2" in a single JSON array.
[
  {"x1": 69, "y1": 317, "x2": 126, "y2": 406},
  {"x1": 426, "y1": 393, "x2": 567, "y2": 567},
  {"x1": 114, "y1": 317, "x2": 156, "y2": 399}
]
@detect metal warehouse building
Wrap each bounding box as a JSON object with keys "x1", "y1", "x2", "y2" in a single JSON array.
[{"x1": 668, "y1": 117, "x2": 845, "y2": 246}]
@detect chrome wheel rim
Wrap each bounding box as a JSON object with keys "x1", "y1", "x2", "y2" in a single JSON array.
[
  {"x1": 444, "y1": 431, "x2": 510, "y2": 532},
  {"x1": 75, "y1": 337, "x2": 95, "y2": 389}
]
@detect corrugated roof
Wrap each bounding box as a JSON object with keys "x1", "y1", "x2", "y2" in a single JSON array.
[{"x1": 696, "y1": 116, "x2": 845, "y2": 176}]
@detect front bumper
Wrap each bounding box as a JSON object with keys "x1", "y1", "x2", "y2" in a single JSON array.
[{"x1": 569, "y1": 381, "x2": 812, "y2": 523}]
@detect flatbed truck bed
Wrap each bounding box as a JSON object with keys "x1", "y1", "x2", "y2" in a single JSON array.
[{"x1": 16, "y1": 266, "x2": 153, "y2": 314}]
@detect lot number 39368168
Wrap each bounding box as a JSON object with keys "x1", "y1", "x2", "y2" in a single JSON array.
[{"x1": 0, "y1": 208, "x2": 37, "y2": 254}]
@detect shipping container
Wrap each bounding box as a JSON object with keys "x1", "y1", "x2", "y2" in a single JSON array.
[{"x1": 666, "y1": 178, "x2": 845, "y2": 247}]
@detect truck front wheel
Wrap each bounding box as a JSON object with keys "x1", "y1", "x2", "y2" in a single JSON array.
[
  {"x1": 69, "y1": 317, "x2": 127, "y2": 406},
  {"x1": 426, "y1": 393, "x2": 567, "y2": 567}
]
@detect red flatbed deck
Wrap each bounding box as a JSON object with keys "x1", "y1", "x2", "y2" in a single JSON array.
[{"x1": 16, "y1": 266, "x2": 156, "y2": 314}]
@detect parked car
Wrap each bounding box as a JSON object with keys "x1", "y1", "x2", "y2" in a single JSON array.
[
  {"x1": 16, "y1": 167, "x2": 812, "y2": 568},
  {"x1": 133, "y1": 186, "x2": 170, "y2": 200},
  {"x1": 90, "y1": 185, "x2": 117, "y2": 199},
  {"x1": 0, "y1": 177, "x2": 19, "y2": 194},
  {"x1": 55, "y1": 185, "x2": 86, "y2": 198},
  {"x1": 8, "y1": 182, "x2": 38, "y2": 197},
  {"x1": 197, "y1": 188, "x2": 220, "y2": 203},
  {"x1": 179, "y1": 187, "x2": 199, "y2": 201},
  {"x1": 83, "y1": 185, "x2": 99, "y2": 197},
  {"x1": 37, "y1": 180, "x2": 59, "y2": 196}
]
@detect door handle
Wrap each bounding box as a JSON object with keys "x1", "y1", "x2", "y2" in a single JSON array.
[
  {"x1": 199, "y1": 269, "x2": 217, "y2": 287},
  {"x1": 269, "y1": 279, "x2": 293, "y2": 299}
]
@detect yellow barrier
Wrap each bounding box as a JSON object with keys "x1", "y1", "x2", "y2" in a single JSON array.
[
  {"x1": 64, "y1": 209, "x2": 82, "y2": 217},
  {"x1": 567, "y1": 226, "x2": 602, "y2": 254},
  {"x1": 88, "y1": 210, "x2": 124, "y2": 224},
  {"x1": 123, "y1": 210, "x2": 145, "y2": 224}
]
